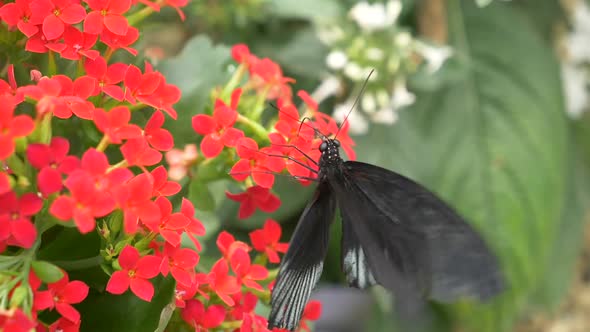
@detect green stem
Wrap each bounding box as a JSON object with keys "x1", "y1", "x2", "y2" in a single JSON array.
[
  {"x1": 218, "y1": 320, "x2": 243, "y2": 329},
  {"x1": 237, "y1": 114, "x2": 269, "y2": 143},
  {"x1": 249, "y1": 85, "x2": 271, "y2": 119},
  {"x1": 47, "y1": 51, "x2": 56, "y2": 76},
  {"x1": 96, "y1": 135, "x2": 110, "y2": 152},
  {"x1": 221, "y1": 64, "x2": 246, "y2": 98},
  {"x1": 127, "y1": 6, "x2": 156, "y2": 26},
  {"x1": 107, "y1": 159, "x2": 128, "y2": 172},
  {"x1": 50, "y1": 256, "x2": 104, "y2": 271}
]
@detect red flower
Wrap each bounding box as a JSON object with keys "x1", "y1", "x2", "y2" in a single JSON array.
[
  {"x1": 150, "y1": 165, "x2": 181, "y2": 197},
  {"x1": 84, "y1": 0, "x2": 131, "y2": 35},
  {"x1": 181, "y1": 300, "x2": 225, "y2": 332},
  {"x1": 192, "y1": 88, "x2": 244, "y2": 158},
  {"x1": 27, "y1": 136, "x2": 80, "y2": 196},
  {"x1": 249, "y1": 219, "x2": 288, "y2": 264},
  {"x1": 230, "y1": 137, "x2": 285, "y2": 188},
  {"x1": 297, "y1": 90, "x2": 318, "y2": 112},
  {"x1": 123, "y1": 64, "x2": 161, "y2": 104},
  {"x1": 231, "y1": 44, "x2": 252, "y2": 65},
  {"x1": 134, "y1": 64, "x2": 180, "y2": 119},
  {"x1": 230, "y1": 249, "x2": 268, "y2": 291},
  {"x1": 268, "y1": 133, "x2": 318, "y2": 181},
  {"x1": 164, "y1": 0, "x2": 188, "y2": 20},
  {"x1": 0, "y1": 308, "x2": 36, "y2": 332},
  {"x1": 180, "y1": 198, "x2": 205, "y2": 251},
  {"x1": 0, "y1": 0, "x2": 42, "y2": 37},
  {"x1": 49, "y1": 26, "x2": 100, "y2": 60},
  {"x1": 174, "y1": 275, "x2": 208, "y2": 308},
  {"x1": 115, "y1": 172, "x2": 161, "y2": 234},
  {"x1": 0, "y1": 94, "x2": 34, "y2": 160},
  {"x1": 30, "y1": 0, "x2": 86, "y2": 40},
  {"x1": 145, "y1": 197, "x2": 190, "y2": 247},
  {"x1": 33, "y1": 273, "x2": 89, "y2": 323},
  {"x1": 298, "y1": 301, "x2": 322, "y2": 332},
  {"x1": 84, "y1": 56, "x2": 127, "y2": 101},
  {"x1": 225, "y1": 186, "x2": 281, "y2": 219},
  {"x1": 49, "y1": 317, "x2": 80, "y2": 332},
  {"x1": 101, "y1": 26, "x2": 139, "y2": 55},
  {"x1": 106, "y1": 245, "x2": 161, "y2": 301},
  {"x1": 160, "y1": 243, "x2": 199, "y2": 287},
  {"x1": 120, "y1": 138, "x2": 162, "y2": 166},
  {"x1": 93, "y1": 106, "x2": 142, "y2": 144},
  {"x1": 207, "y1": 259, "x2": 240, "y2": 306},
  {"x1": 249, "y1": 58, "x2": 294, "y2": 100},
  {"x1": 216, "y1": 231, "x2": 250, "y2": 260},
  {"x1": 144, "y1": 110, "x2": 173, "y2": 151},
  {"x1": 0, "y1": 191, "x2": 41, "y2": 248},
  {"x1": 313, "y1": 112, "x2": 356, "y2": 160},
  {"x1": 0, "y1": 172, "x2": 10, "y2": 195}
]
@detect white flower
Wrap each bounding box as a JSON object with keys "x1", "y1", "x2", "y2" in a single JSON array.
[
  {"x1": 333, "y1": 101, "x2": 369, "y2": 135},
  {"x1": 311, "y1": 76, "x2": 341, "y2": 104},
  {"x1": 366, "y1": 47, "x2": 385, "y2": 61},
  {"x1": 326, "y1": 50, "x2": 348, "y2": 70},
  {"x1": 565, "y1": 1, "x2": 590, "y2": 62},
  {"x1": 394, "y1": 31, "x2": 412, "y2": 48},
  {"x1": 361, "y1": 93, "x2": 377, "y2": 113},
  {"x1": 349, "y1": 0, "x2": 402, "y2": 32},
  {"x1": 415, "y1": 42, "x2": 453, "y2": 72},
  {"x1": 390, "y1": 80, "x2": 416, "y2": 111},
  {"x1": 317, "y1": 26, "x2": 345, "y2": 45},
  {"x1": 370, "y1": 108, "x2": 398, "y2": 125},
  {"x1": 344, "y1": 62, "x2": 364, "y2": 81},
  {"x1": 561, "y1": 63, "x2": 589, "y2": 118}
]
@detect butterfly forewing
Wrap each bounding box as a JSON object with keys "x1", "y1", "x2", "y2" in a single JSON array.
[
  {"x1": 341, "y1": 218, "x2": 377, "y2": 289},
  {"x1": 340, "y1": 161, "x2": 505, "y2": 302},
  {"x1": 268, "y1": 182, "x2": 336, "y2": 330}
]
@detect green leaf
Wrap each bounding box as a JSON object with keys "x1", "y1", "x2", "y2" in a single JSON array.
[
  {"x1": 188, "y1": 180, "x2": 216, "y2": 211},
  {"x1": 158, "y1": 35, "x2": 231, "y2": 146},
  {"x1": 355, "y1": 2, "x2": 569, "y2": 331},
  {"x1": 31, "y1": 261, "x2": 64, "y2": 283},
  {"x1": 77, "y1": 276, "x2": 175, "y2": 332}
]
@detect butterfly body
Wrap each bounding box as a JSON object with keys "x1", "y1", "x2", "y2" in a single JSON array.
[{"x1": 268, "y1": 138, "x2": 504, "y2": 331}]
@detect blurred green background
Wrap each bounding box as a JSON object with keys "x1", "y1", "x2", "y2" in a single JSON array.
[{"x1": 142, "y1": 0, "x2": 590, "y2": 331}]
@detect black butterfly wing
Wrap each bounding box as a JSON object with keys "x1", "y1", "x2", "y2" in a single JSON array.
[
  {"x1": 334, "y1": 161, "x2": 504, "y2": 305},
  {"x1": 268, "y1": 182, "x2": 336, "y2": 331},
  {"x1": 341, "y1": 218, "x2": 376, "y2": 289}
]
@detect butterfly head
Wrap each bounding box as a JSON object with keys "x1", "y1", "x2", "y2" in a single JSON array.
[{"x1": 319, "y1": 138, "x2": 342, "y2": 168}]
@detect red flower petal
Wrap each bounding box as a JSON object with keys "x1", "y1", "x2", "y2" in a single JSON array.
[
  {"x1": 83, "y1": 11, "x2": 103, "y2": 34},
  {"x1": 106, "y1": 270, "x2": 129, "y2": 294},
  {"x1": 135, "y1": 255, "x2": 161, "y2": 279},
  {"x1": 119, "y1": 245, "x2": 140, "y2": 269},
  {"x1": 50, "y1": 196, "x2": 75, "y2": 220},
  {"x1": 55, "y1": 302, "x2": 80, "y2": 323},
  {"x1": 59, "y1": 4, "x2": 86, "y2": 24},
  {"x1": 129, "y1": 277, "x2": 154, "y2": 302},
  {"x1": 11, "y1": 219, "x2": 37, "y2": 248},
  {"x1": 191, "y1": 114, "x2": 215, "y2": 135},
  {"x1": 103, "y1": 14, "x2": 129, "y2": 36},
  {"x1": 38, "y1": 167, "x2": 63, "y2": 195},
  {"x1": 43, "y1": 14, "x2": 65, "y2": 40},
  {"x1": 200, "y1": 134, "x2": 224, "y2": 158}
]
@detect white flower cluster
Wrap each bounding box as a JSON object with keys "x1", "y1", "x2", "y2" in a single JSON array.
[
  {"x1": 314, "y1": 0, "x2": 453, "y2": 134},
  {"x1": 561, "y1": 0, "x2": 590, "y2": 118}
]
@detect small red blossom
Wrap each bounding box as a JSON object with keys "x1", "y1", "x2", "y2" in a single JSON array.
[
  {"x1": 33, "y1": 273, "x2": 89, "y2": 323},
  {"x1": 230, "y1": 137, "x2": 285, "y2": 188},
  {"x1": 226, "y1": 186, "x2": 281, "y2": 219},
  {"x1": 0, "y1": 94, "x2": 34, "y2": 160},
  {"x1": 150, "y1": 165, "x2": 181, "y2": 197},
  {"x1": 49, "y1": 317, "x2": 80, "y2": 332},
  {"x1": 174, "y1": 275, "x2": 208, "y2": 308},
  {"x1": 313, "y1": 112, "x2": 356, "y2": 160},
  {"x1": 249, "y1": 219, "x2": 289, "y2": 264},
  {"x1": 230, "y1": 249, "x2": 268, "y2": 291},
  {"x1": 207, "y1": 258, "x2": 240, "y2": 306},
  {"x1": 115, "y1": 172, "x2": 161, "y2": 234},
  {"x1": 165, "y1": 144, "x2": 197, "y2": 181},
  {"x1": 106, "y1": 245, "x2": 161, "y2": 301},
  {"x1": 0, "y1": 308, "x2": 36, "y2": 332},
  {"x1": 26, "y1": 136, "x2": 80, "y2": 196},
  {"x1": 30, "y1": 0, "x2": 86, "y2": 40},
  {"x1": 135, "y1": 64, "x2": 180, "y2": 118},
  {"x1": 0, "y1": 172, "x2": 10, "y2": 195},
  {"x1": 146, "y1": 197, "x2": 190, "y2": 247},
  {"x1": 144, "y1": 110, "x2": 173, "y2": 151},
  {"x1": 0, "y1": 0, "x2": 41, "y2": 37},
  {"x1": 84, "y1": 56, "x2": 127, "y2": 101},
  {"x1": 101, "y1": 26, "x2": 139, "y2": 55},
  {"x1": 192, "y1": 88, "x2": 244, "y2": 158},
  {"x1": 93, "y1": 106, "x2": 142, "y2": 144},
  {"x1": 249, "y1": 57, "x2": 294, "y2": 101},
  {"x1": 181, "y1": 300, "x2": 225, "y2": 332},
  {"x1": 216, "y1": 231, "x2": 250, "y2": 261},
  {"x1": 123, "y1": 64, "x2": 161, "y2": 104},
  {"x1": 49, "y1": 26, "x2": 100, "y2": 60},
  {"x1": 298, "y1": 301, "x2": 322, "y2": 332},
  {"x1": 160, "y1": 243, "x2": 199, "y2": 287},
  {"x1": 84, "y1": 0, "x2": 131, "y2": 35},
  {"x1": 231, "y1": 44, "x2": 253, "y2": 65},
  {"x1": 180, "y1": 198, "x2": 205, "y2": 251},
  {"x1": 121, "y1": 138, "x2": 162, "y2": 166},
  {"x1": 0, "y1": 191, "x2": 41, "y2": 248}
]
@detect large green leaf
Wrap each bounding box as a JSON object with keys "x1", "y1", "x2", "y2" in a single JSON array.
[
  {"x1": 77, "y1": 276, "x2": 175, "y2": 332},
  {"x1": 354, "y1": 1, "x2": 569, "y2": 331}
]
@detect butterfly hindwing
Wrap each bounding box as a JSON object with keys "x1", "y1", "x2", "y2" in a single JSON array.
[
  {"x1": 341, "y1": 211, "x2": 377, "y2": 289},
  {"x1": 341, "y1": 161, "x2": 504, "y2": 303},
  {"x1": 268, "y1": 182, "x2": 336, "y2": 331}
]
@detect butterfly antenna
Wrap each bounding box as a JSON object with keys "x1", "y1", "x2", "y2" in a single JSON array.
[
  {"x1": 334, "y1": 69, "x2": 374, "y2": 139},
  {"x1": 269, "y1": 103, "x2": 328, "y2": 140}
]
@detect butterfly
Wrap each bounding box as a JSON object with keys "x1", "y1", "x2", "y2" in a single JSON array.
[{"x1": 267, "y1": 134, "x2": 505, "y2": 330}]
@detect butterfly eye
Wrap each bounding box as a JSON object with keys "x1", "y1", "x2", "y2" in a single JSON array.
[
  {"x1": 319, "y1": 141, "x2": 328, "y2": 152},
  {"x1": 334, "y1": 139, "x2": 341, "y2": 147}
]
